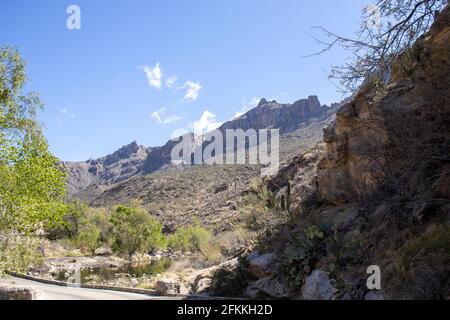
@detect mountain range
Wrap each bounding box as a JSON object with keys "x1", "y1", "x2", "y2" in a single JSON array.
[{"x1": 64, "y1": 95, "x2": 339, "y2": 204}]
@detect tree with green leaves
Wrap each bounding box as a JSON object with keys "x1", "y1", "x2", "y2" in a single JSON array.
[
  {"x1": 110, "y1": 204, "x2": 166, "y2": 256},
  {"x1": 168, "y1": 217, "x2": 211, "y2": 254},
  {"x1": 76, "y1": 220, "x2": 101, "y2": 255},
  {"x1": 0, "y1": 46, "x2": 67, "y2": 275}
]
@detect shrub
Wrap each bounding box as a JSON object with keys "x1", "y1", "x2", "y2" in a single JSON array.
[
  {"x1": 76, "y1": 220, "x2": 101, "y2": 254},
  {"x1": 394, "y1": 223, "x2": 450, "y2": 299},
  {"x1": 84, "y1": 207, "x2": 112, "y2": 245},
  {"x1": 168, "y1": 219, "x2": 220, "y2": 261},
  {"x1": 238, "y1": 182, "x2": 289, "y2": 246},
  {"x1": 282, "y1": 225, "x2": 326, "y2": 287},
  {"x1": 168, "y1": 224, "x2": 210, "y2": 253},
  {"x1": 168, "y1": 227, "x2": 192, "y2": 252},
  {"x1": 208, "y1": 267, "x2": 245, "y2": 297},
  {"x1": 0, "y1": 233, "x2": 42, "y2": 276},
  {"x1": 110, "y1": 205, "x2": 166, "y2": 256},
  {"x1": 47, "y1": 201, "x2": 88, "y2": 240}
]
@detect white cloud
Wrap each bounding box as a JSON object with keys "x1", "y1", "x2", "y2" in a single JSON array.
[
  {"x1": 142, "y1": 63, "x2": 162, "y2": 89},
  {"x1": 57, "y1": 108, "x2": 75, "y2": 123},
  {"x1": 182, "y1": 81, "x2": 202, "y2": 102},
  {"x1": 151, "y1": 107, "x2": 180, "y2": 124},
  {"x1": 233, "y1": 97, "x2": 261, "y2": 119},
  {"x1": 140, "y1": 63, "x2": 202, "y2": 101},
  {"x1": 189, "y1": 110, "x2": 222, "y2": 135},
  {"x1": 165, "y1": 76, "x2": 178, "y2": 88}
]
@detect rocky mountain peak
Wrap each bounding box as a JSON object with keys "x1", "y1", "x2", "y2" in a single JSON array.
[
  {"x1": 257, "y1": 98, "x2": 268, "y2": 107},
  {"x1": 100, "y1": 140, "x2": 145, "y2": 167},
  {"x1": 64, "y1": 140, "x2": 151, "y2": 197},
  {"x1": 220, "y1": 95, "x2": 329, "y2": 134}
]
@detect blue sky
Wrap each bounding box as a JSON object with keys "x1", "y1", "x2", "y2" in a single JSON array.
[{"x1": 1, "y1": 0, "x2": 370, "y2": 161}]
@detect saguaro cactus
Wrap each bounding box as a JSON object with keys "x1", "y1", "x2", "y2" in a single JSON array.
[{"x1": 286, "y1": 181, "x2": 291, "y2": 211}]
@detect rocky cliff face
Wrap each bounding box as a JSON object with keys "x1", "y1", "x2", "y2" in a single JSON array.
[
  {"x1": 316, "y1": 89, "x2": 388, "y2": 204},
  {"x1": 64, "y1": 141, "x2": 150, "y2": 197},
  {"x1": 317, "y1": 6, "x2": 450, "y2": 205},
  {"x1": 221, "y1": 96, "x2": 327, "y2": 133}
]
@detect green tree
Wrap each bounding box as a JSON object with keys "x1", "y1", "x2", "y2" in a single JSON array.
[
  {"x1": 48, "y1": 201, "x2": 88, "y2": 239},
  {"x1": 86, "y1": 207, "x2": 112, "y2": 245},
  {"x1": 168, "y1": 218, "x2": 212, "y2": 254},
  {"x1": 110, "y1": 205, "x2": 166, "y2": 256},
  {"x1": 76, "y1": 219, "x2": 101, "y2": 255},
  {"x1": 0, "y1": 46, "x2": 67, "y2": 275}
]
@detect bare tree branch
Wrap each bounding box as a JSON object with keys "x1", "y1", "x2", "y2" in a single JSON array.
[{"x1": 308, "y1": 0, "x2": 448, "y2": 92}]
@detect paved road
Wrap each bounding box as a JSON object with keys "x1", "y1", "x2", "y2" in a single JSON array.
[{"x1": 0, "y1": 276, "x2": 176, "y2": 300}]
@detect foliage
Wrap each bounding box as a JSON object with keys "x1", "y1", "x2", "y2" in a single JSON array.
[
  {"x1": 50, "y1": 202, "x2": 113, "y2": 244},
  {"x1": 393, "y1": 223, "x2": 450, "y2": 299},
  {"x1": 283, "y1": 225, "x2": 326, "y2": 287},
  {"x1": 0, "y1": 232, "x2": 42, "y2": 276},
  {"x1": 168, "y1": 218, "x2": 215, "y2": 258},
  {"x1": 208, "y1": 267, "x2": 245, "y2": 297},
  {"x1": 0, "y1": 45, "x2": 67, "y2": 274},
  {"x1": 110, "y1": 204, "x2": 166, "y2": 256},
  {"x1": 51, "y1": 200, "x2": 222, "y2": 260},
  {"x1": 76, "y1": 219, "x2": 101, "y2": 254},
  {"x1": 238, "y1": 181, "x2": 289, "y2": 247},
  {"x1": 47, "y1": 201, "x2": 87, "y2": 239},
  {"x1": 83, "y1": 207, "x2": 112, "y2": 245}
]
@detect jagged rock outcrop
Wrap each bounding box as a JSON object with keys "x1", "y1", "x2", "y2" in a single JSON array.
[
  {"x1": 64, "y1": 141, "x2": 150, "y2": 198},
  {"x1": 142, "y1": 96, "x2": 333, "y2": 173},
  {"x1": 266, "y1": 144, "x2": 326, "y2": 216},
  {"x1": 316, "y1": 93, "x2": 388, "y2": 204},
  {"x1": 142, "y1": 133, "x2": 197, "y2": 174},
  {"x1": 221, "y1": 96, "x2": 328, "y2": 134}
]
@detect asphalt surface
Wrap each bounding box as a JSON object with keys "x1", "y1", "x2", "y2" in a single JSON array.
[{"x1": 0, "y1": 276, "x2": 177, "y2": 300}]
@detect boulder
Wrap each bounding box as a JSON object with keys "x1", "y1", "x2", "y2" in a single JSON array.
[
  {"x1": 245, "y1": 277, "x2": 293, "y2": 299},
  {"x1": 130, "y1": 253, "x2": 152, "y2": 265},
  {"x1": 188, "y1": 258, "x2": 240, "y2": 294},
  {"x1": 302, "y1": 270, "x2": 337, "y2": 300},
  {"x1": 0, "y1": 285, "x2": 43, "y2": 300},
  {"x1": 194, "y1": 277, "x2": 212, "y2": 294},
  {"x1": 247, "y1": 252, "x2": 276, "y2": 279},
  {"x1": 156, "y1": 279, "x2": 181, "y2": 295},
  {"x1": 130, "y1": 278, "x2": 139, "y2": 288},
  {"x1": 94, "y1": 247, "x2": 112, "y2": 256}
]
